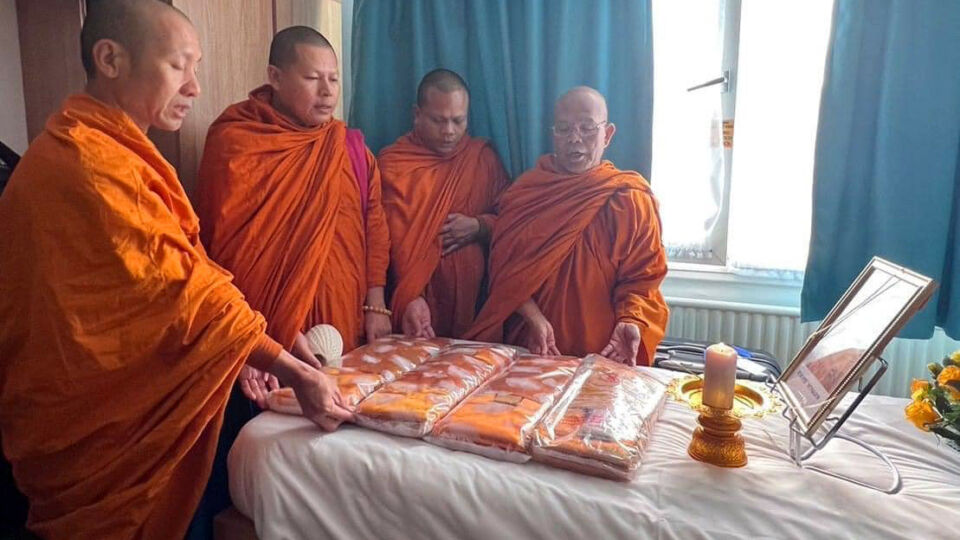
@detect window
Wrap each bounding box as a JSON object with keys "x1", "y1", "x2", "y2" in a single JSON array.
[{"x1": 652, "y1": 0, "x2": 834, "y2": 274}]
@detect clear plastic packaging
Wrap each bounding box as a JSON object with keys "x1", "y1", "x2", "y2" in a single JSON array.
[
  {"x1": 426, "y1": 355, "x2": 581, "y2": 463},
  {"x1": 320, "y1": 368, "x2": 385, "y2": 408},
  {"x1": 531, "y1": 355, "x2": 667, "y2": 481},
  {"x1": 356, "y1": 344, "x2": 518, "y2": 437},
  {"x1": 331, "y1": 335, "x2": 455, "y2": 407},
  {"x1": 264, "y1": 335, "x2": 455, "y2": 416}
]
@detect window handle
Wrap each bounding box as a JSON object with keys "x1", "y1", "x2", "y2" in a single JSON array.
[{"x1": 687, "y1": 70, "x2": 730, "y2": 93}]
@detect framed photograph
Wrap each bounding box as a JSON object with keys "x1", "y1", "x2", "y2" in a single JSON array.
[{"x1": 777, "y1": 257, "x2": 936, "y2": 438}]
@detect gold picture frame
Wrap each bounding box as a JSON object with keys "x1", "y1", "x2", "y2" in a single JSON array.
[{"x1": 777, "y1": 257, "x2": 936, "y2": 438}]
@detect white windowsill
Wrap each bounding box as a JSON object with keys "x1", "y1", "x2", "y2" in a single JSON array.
[{"x1": 662, "y1": 262, "x2": 803, "y2": 317}]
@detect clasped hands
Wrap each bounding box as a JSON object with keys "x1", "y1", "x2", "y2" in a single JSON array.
[{"x1": 439, "y1": 213, "x2": 481, "y2": 256}]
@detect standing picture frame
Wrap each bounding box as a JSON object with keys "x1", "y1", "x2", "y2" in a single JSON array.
[{"x1": 777, "y1": 257, "x2": 936, "y2": 438}]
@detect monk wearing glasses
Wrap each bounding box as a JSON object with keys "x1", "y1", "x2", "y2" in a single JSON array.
[{"x1": 466, "y1": 86, "x2": 669, "y2": 366}]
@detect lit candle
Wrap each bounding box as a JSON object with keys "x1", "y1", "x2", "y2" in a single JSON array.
[{"x1": 702, "y1": 343, "x2": 738, "y2": 409}]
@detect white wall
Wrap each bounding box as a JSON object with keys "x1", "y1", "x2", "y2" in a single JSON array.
[{"x1": 0, "y1": 0, "x2": 28, "y2": 154}]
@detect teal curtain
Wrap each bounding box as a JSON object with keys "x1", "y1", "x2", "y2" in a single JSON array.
[
  {"x1": 802, "y1": 0, "x2": 960, "y2": 339},
  {"x1": 349, "y1": 0, "x2": 654, "y2": 178}
]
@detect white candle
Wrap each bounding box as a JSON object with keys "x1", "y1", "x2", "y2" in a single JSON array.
[{"x1": 702, "y1": 343, "x2": 738, "y2": 409}]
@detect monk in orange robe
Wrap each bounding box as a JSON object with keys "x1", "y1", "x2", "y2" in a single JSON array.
[
  {"x1": 466, "y1": 87, "x2": 669, "y2": 366},
  {"x1": 379, "y1": 69, "x2": 509, "y2": 338},
  {"x1": 197, "y1": 27, "x2": 391, "y2": 394},
  {"x1": 0, "y1": 3, "x2": 349, "y2": 538}
]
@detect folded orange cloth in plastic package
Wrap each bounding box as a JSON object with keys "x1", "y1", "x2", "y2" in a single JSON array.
[
  {"x1": 356, "y1": 344, "x2": 518, "y2": 437},
  {"x1": 263, "y1": 370, "x2": 385, "y2": 416},
  {"x1": 321, "y1": 368, "x2": 385, "y2": 409},
  {"x1": 334, "y1": 335, "x2": 456, "y2": 407},
  {"x1": 339, "y1": 335, "x2": 455, "y2": 374},
  {"x1": 265, "y1": 335, "x2": 455, "y2": 415},
  {"x1": 426, "y1": 355, "x2": 581, "y2": 463},
  {"x1": 531, "y1": 355, "x2": 667, "y2": 481}
]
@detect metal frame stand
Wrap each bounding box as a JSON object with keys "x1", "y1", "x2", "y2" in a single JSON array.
[{"x1": 772, "y1": 357, "x2": 902, "y2": 494}]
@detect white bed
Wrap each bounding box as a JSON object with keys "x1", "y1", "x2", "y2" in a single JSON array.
[{"x1": 228, "y1": 369, "x2": 960, "y2": 539}]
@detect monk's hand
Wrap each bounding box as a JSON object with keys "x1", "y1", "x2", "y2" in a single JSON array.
[
  {"x1": 365, "y1": 311, "x2": 392, "y2": 343},
  {"x1": 600, "y1": 322, "x2": 642, "y2": 367},
  {"x1": 524, "y1": 314, "x2": 561, "y2": 356},
  {"x1": 239, "y1": 365, "x2": 279, "y2": 409},
  {"x1": 290, "y1": 364, "x2": 355, "y2": 432},
  {"x1": 402, "y1": 296, "x2": 436, "y2": 338},
  {"x1": 439, "y1": 213, "x2": 481, "y2": 256},
  {"x1": 517, "y1": 299, "x2": 560, "y2": 356}
]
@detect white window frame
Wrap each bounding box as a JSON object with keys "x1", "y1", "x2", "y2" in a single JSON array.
[
  {"x1": 657, "y1": 0, "x2": 814, "y2": 313},
  {"x1": 659, "y1": 0, "x2": 742, "y2": 267}
]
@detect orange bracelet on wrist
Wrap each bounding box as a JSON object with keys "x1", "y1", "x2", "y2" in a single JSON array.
[{"x1": 362, "y1": 305, "x2": 393, "y2": 317}]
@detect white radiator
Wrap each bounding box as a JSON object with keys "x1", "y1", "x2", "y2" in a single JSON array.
[{"x1": 665, "y1": 298, "x2": 960, "y2": 398}]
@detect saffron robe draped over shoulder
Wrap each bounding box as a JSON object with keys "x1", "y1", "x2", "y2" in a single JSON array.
[
  {"x1": 465, "y1": 156, "x2": 669, "y2": 365},
  {"x1": 0, "y1": 94, "x2": 268, "y2": 539},
  {"x1": 197, "y1": 86, "x2": 390, "y2": 351},
  {"x1": 379, "y1": 133, "x2": 508, "y2": 337}
]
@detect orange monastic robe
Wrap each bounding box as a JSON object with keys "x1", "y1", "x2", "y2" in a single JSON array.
[
  {"x1": 466, "y1": 156, "x2": 669, "y2": 365},
  {"x1": 379, "y1": 133, "x2": 508, "y2": 337},
  {"x1": 0, "y1": 95, "x2": 269, "y2": 539},
  {"x1": 197, "y1": 86, "x2": 390, "y2": 351}
]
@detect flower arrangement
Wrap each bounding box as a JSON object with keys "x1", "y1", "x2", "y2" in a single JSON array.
[{"x1": 904, "y1": 350, "x2": 960, "y2": 451}]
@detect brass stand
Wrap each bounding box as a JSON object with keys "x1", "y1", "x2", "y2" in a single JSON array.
[{"x1": 687, "y1": 405, "x2": 747, "y2": 467}]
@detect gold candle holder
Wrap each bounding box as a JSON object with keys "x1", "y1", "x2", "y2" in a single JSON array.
[{"x1": 687, "y1": 404, "x2": 747, "y2": 468}]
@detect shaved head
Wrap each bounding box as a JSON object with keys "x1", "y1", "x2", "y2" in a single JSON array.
[
  {"x1": 552, "y1": 86, "x2": 615, "y2": 174},
  {"x1": 266, "y1": 26, "x2": 340, "y2": 127},
  {"x1": 413, "y1": 69, "x2": 470, "y2": 155},
  {"x1": 416, "y1": 69, "x2": 470, "y2": 107},
  {"x1": 81, "y1": 0, "x2": 189, "y2": 79},
  {"x1": 555, "y1": 86, "x2": 608, "y2": 121},
  {"x1": 269, "y1": 26, "x2": 334, "y2": 69},
  {"x1": 81, "y1": 0, "x2": 201, "y2": 133}
]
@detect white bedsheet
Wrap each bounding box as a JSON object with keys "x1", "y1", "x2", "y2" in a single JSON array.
[{"x1": 228, "y1": 369, "x2": 960, "y2": 539}]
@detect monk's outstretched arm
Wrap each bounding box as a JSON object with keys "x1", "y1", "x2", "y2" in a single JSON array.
[
  {"x1": 516, "y1": 298, "x2": 545, "y2": 322},
  {"x1": 516, "y1": 299, "x2": 561, "y2": 356},
  {"x1": 366, "y1": 286, "x2": 387, "y2": 309},
  {"x1": 611, "y1": 190, "x2": 669, "y2": 365},
  {"x1": 248, "y1": 342, "x2": 354, "y2": 431},
  {"x1": 364, "y1": 149, "x2": 393, "y2": 340},
  {"x1": 364, "y1": 148, "x2": 390, "y2": 293},
  {"x1": 64, "y1": 162, "x2": 352, "y2": 428},
  {"x1": 247, "y1": 334, "x2": 283, "y2": 370}
]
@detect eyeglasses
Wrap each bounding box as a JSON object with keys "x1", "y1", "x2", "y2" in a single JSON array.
[{"x1": 551, "y1": 121, "x2": 609, "y2": 138}]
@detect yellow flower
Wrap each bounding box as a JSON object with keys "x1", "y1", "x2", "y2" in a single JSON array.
[
  {"x1": 950, "y1": 349, "x2": 960, "y2": 363},
  {"x1": 904, "y1": 399, "x2": 940, "y2": 431},
  {"x1": 938, "y1": 365, "x2": 960, "y2": 386},
  {"x1": 910, "y1": 378, "x2": 931, "y2": 396}
]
